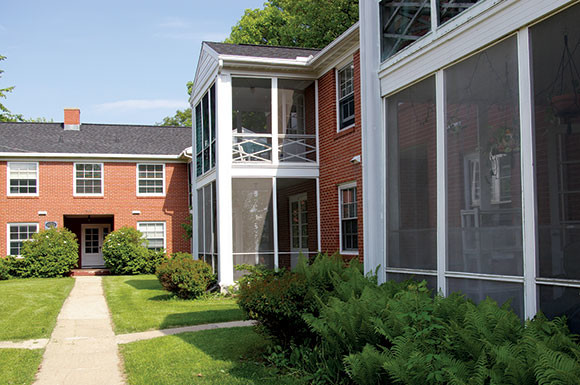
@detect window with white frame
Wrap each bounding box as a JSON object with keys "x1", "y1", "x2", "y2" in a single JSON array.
[
  {"x1": 74, "y1": 163, "x2": 103, "y2": 195},
  {"x1": 338, "y1": 63, "x2": 355, "y2": 130},
  {"x1": 8, "y1": 223, "x2": 38, "y2": 256},
  {"x1": 8, "y1": 162, "x2": 38, "y2": 195},
  {"x1": 340, "y1": 183, "x2": 358, "y2": 252},
  {"x1": 137, "y1": 164, "x2": 164, "y2": 195},
  {"x1": 137, "y1": 222, "x2": 165, "y2": 251}
]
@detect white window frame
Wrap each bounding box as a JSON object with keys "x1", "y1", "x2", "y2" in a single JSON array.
[
  {"x1": 7, "y1": 222, "x2": 38, "y2": 256},
  {"x1": 7, "y1": 162, "x2": 39, "y2": 197},
  {"x1": 136, "y1": 163, "x2": 166, "y2": 197},
  {"x1": 336, "y1": 61, "x2": 356, "y2": 132},
  {"x1": 137, "y1": 221, "x2": 166, "y2": 251},
  {"x1": 339, "y1": 181, "x2": 358, "y2": 254},
  {"x1": 73, "y1": 162, "x2": 104, "y2": 197}
]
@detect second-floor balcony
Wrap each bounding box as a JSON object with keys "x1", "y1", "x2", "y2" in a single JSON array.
[{"x1": 231, "y1": 77, "x2": 317, "y2": 165}]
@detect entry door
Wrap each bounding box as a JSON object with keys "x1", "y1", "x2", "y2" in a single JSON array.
[
  {"x1": 81, "y1": 224, "x2": 110, "y2": 268},
  {"x1": 290, "y1": 194, "x2": 308, "y2": 268}
]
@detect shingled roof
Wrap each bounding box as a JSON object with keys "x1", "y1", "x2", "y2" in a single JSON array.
[
  {"x1": 0, "y1": 122, "x2": 191, "y2": 156},
  {"x1": 205, "y1": 42, "x2": 320, "y2": 60}
]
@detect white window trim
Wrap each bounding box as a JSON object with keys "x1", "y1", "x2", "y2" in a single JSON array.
[
  {"x1": 7, "y1": 162, "x2": 39, "y2": 197},
  {"x1": 73, "y1": 162, "x2": 104, "y2": 197},
  {"x1": 336, "y1": 61, "x2": 356, "y2": 132},
  {"x1": 339, "y1": 181, "x2": 358, "y2": 255},
  {"x1": 137, "y1": 221, "x2": 167, "y2": 251},
  {"x1": 6, "y1": 222, "x2": 38, "y2": 256},
  {"x1": 136, "y1": 163, "x2": 166, "y2": 197}
]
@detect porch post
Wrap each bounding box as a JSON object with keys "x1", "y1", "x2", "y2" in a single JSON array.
[{"x1": 216, "y1": 73, "x2": 234, "y2": 287}]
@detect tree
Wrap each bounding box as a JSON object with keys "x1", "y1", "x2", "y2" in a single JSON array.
[
  {"x1": 158, "y1": 81, "x2": 193, "y2": 127},
  {"x1": 0, "y1": 54, "x2": 24, "y2": 122},
  {"x1": 226, "y1": 0, "x2": 359, "y2": 48}
]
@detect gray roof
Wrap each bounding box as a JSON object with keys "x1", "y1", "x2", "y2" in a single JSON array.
[
  {"x1": 0, "y1": 122, "x2": 191, "y2": 156},
  {"x1": 205, "y1": 42, "x2": 320, "y2": 59}
]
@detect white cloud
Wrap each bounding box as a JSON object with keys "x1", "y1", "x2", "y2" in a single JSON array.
[
  {"x1": 158, "y1": 17, "x2": 190, "y2": 29},
  {"x1": 95, "y1": 99, "x2": 188, "y2": 111}
]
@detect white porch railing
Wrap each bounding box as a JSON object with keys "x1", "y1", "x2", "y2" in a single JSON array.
[
  {"x1": 278, "y1": 134, "x2": 317, "y2": 163},
  {"x1": 232, "y1": 134, "x2": 272, "y2": 162}
]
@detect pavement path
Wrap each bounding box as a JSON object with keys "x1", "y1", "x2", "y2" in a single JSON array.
[{"x1": 34, "y1": 276, "x2": 125, "y2": 385}]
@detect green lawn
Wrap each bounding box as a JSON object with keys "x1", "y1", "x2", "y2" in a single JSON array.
[
  {"x1": 121, "y1": 327, "x2": 303, "y2": 385},
  {"x1": 0, "y1": 349, "x2": 44, "y2": 385},
  {"x1": 102, "y1": 275, "x2": 244, "y2": 334},
  {"x1": 0, "y1": 277, "x2": 74, "y2": 340}
]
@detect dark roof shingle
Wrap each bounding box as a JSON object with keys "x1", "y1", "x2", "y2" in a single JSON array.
[
  {"x1": 205, "y1": 42, "x2": 320, "y2": 60},
  {"x1": 0, "y1": 122, "x2": 191, "y2": 156}
]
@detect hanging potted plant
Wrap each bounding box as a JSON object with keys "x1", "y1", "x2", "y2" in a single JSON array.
[{"x1": 549, "y1": 34, "x2": 580, "y2": 123}]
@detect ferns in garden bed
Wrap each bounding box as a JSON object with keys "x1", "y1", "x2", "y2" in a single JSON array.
[{"x1": 237, "y1": 254, "x2": 580, "y2": 384}]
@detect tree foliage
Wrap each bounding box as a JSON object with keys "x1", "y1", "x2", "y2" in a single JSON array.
[{"x1": 226, "y1": 0, "x2": 359, "y2": 48}]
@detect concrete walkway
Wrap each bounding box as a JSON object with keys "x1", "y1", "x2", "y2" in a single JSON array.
[{"x1": 34, "y1": 276, "x2": 125, "y2": 385}]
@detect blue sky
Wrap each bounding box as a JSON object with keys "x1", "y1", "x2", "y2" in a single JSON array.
[{"x1": 1, "y1": 0, "x2": 264, "y2": 125}]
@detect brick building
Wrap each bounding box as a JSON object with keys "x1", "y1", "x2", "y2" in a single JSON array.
[
  {"x1": 190, "y1": 24, "x2": 362, "y2": 286},
  {"x1": 0, "y1": 109, "x2": 191, "y2": 268}
]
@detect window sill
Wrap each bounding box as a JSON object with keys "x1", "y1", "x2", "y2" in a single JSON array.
[
  {"x1": 7, "y1": 195, "x2": 39, "y2": 199},
  {"x1": 335, "y1": 125, "x2": 357, "y2": 139},
  {"x1": 137, "y1": 195, "x2": 166, "y2": 199},
  {"x1": 340, "y1": 250, "x2": 359, "y2": 256},
  {"x1": 73, "y1": 195, "x2": 105, "y2": 199}
]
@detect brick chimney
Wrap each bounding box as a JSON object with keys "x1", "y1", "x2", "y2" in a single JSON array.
[{"x1": 64, "y1": 108, "x2": 80, "y2": 131}]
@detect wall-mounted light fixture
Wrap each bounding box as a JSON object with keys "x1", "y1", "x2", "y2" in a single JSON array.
[
  {"x1": 132, "y1": 210, "x2": 141, "y2": 215},
  {"x1": 350, "y1": 155, "x2": 361, "y2": 165},
  {"x1": 38, "y1": 211, "x2": 47, "y2": 216}
]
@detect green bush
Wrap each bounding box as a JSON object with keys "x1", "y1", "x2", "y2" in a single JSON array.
[
  {"x1": 0, "y1": 258, "x2": 10, "y2": 280},
  {"x1": 141, "y1": 249, "x2": 168, "y2": 274},
  {"x1": 156, "y1": 257, "x2": 216, "y2": 299},
  {"x1": 11, "y1": 228, "x2": 79, "y2": 278},
  {"x1": 237, "y1": 254, "x2": 354, "y2": 346},
  {"x1": 102, "y1": 227, "x2": 149, "y2": 275}
]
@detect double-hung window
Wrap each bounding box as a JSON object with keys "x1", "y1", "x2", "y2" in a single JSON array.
[
  {"x1": 7, "y1": 223, "x2": 38, "y2": 256},
  {"x1": 137, "y1": 164, "x2": 165, "y2": 196},
  {"x1": 8, "y1": 162, "x2": 38, "y2": 196},
  {"x1": 339, "y1": 183, "x2": 358, "y2": 253},
  {"x1": 338, "y1": 62, "x2": 355, "y2": 130},
  {"x1": 137, "y1": 222, "x2": 166, "y2": 251},
  {"x1": 74, "y1": 163, "x2": 103, "y2": 196}
]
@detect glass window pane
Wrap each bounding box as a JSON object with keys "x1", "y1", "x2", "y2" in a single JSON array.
[
  {"x1": 387, "y1": 77, "x2": 437, "y2": 270},
  {"x1": 438, "y1": 0, "x2": 482, "y2": 26},
  {"x1": 204, "y1": 184, "x2": 212, "y2": 254},
  {"x1": 197, "y1": 188, "x2": 204, "y2": 253},
  {"x1": 446, "y1": 37, "x2": 522, "y2": 276},
  {"x1": 447, "y1": 278, "x2": 524, "y2": 319},
  {"x1": 232, "y1": 179, "x2": 274, "y2": 253},
  {"x1": 380, "y1": 0, "x2": 431, "y2": 61},
  {"x1": 232, "y1": 78, "x2": 271, "y2": 135},
  {"x1": 532, "y1": 4, "x2": 580, "y2": 281},
  {"x1": 539, "y1": 285, "x2": 580, "y2": 333},
  {"x1": 210, "y1": 84, "x2": 216, "y2": 141}
]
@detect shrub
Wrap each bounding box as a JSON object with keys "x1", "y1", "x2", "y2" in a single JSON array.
[
  {"x1": 13, "y1": 228, "x2": 79, "y2": 278},
  {"x1": 102, "y1": 227, "x2": 149, "y2": 275},
  {"x1": 0, "y1": 258, "x2": 10, "y2": 280},
  {"x1": 156, "y1": 257, "x2": 216, "y2": 299},
  {"x1": 141, "y1": 249, "x2": 168, "y2": 274},
  {"x1": 237, "y1": 253, "x2": 355, "y2": 346}
]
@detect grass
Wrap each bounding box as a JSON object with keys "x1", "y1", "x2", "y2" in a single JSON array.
[
  {"x1": 121, "y1": 327, "x2": 303, "y2": 385},
  {"x1": 0, "y1": 277, "x2": 74, "y2": 340},
  {"x1": 102, "y1": 275, "x2": 244, "y2": 334},
  {"x1": 0, "y1": 349, "x2": 44, "y2": 385}
]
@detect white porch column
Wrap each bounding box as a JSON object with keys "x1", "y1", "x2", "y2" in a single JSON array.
[
  {"x1": 360, "y1": 0, "x2": 386, "y2": 282},
  {"x1": 216, "y1": 73, "x2": 234, "y2": 287}
]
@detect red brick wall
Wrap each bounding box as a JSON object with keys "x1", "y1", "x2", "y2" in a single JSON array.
[
  {"x1": 0, "y1": 160, "x2": 191, "y2": 262},
  {"x1": 318, "y1": 50, "x2": 364, "y2": 262}
]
